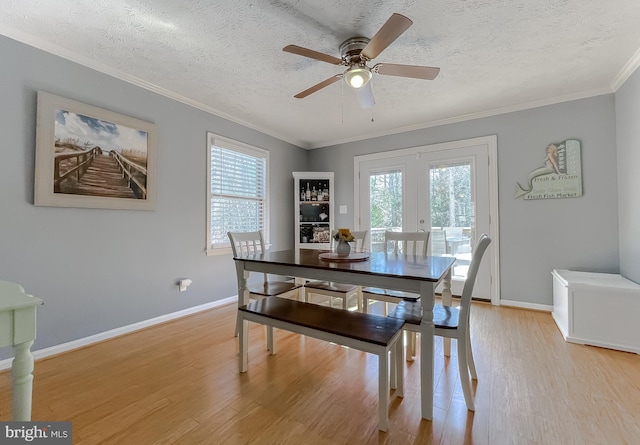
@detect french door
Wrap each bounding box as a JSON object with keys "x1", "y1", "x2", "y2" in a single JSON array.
[{"x1": 355, "y1": 136, "x2": 498, "y2": 302}]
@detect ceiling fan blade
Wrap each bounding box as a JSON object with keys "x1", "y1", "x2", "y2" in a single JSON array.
[
  {"x1": 374, "y1": 63, "x2": 440, "y2": 80},
  {"x1": 356, "y1": 82, "x2": 375, "y2": 109},
  {"x1": 283, "y1": 45, "x2": 343, "y2": 65},
  {"x1": 361, "y1": 13, "x2": 413, "y2": 61},
  {"x1": 294, "y1": 74, "x2": 343, "y2": 98}
]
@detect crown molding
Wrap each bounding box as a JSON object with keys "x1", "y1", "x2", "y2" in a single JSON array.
[
  {"x1": 1, "y1": 23, "x2": 633, "y2": 151},
  {"x1": 309, "y1": 87, "x2": 613, "y2": 149},
  {"x1": 0, "y1": 25, "x2": 306, "y2": 148},
  {"x1": 610, "y1": 46, "x2": 640, "y2": 91}
]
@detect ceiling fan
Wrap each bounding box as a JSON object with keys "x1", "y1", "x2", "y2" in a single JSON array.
[{"x1": 283, "y1": 13, "x2": 440, "y2": 109}]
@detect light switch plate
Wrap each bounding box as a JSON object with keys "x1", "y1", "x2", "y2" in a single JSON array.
[{"x1": 339, "y1": 205, "x2": 347, "y2": 214}]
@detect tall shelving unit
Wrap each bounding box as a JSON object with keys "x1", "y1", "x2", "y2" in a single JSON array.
[{"x1": 293, "y1": 172, "x2": 334, "y2": 250}]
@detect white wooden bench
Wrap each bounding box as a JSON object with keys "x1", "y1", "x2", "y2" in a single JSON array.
[
  {"x1": 237, "y1": 297, "x2": 405, "y2": 431},
  {"x1": 552, "y1": 269, "x2": 640, "y2": 353}
]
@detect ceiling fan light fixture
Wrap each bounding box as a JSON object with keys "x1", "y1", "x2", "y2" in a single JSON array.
[
  {"x1": 284, "y1": 14, "x2": 440, "y2": 100},
  {"x1": 344, "y1": 66, "x2": 372, "y2": 89}
]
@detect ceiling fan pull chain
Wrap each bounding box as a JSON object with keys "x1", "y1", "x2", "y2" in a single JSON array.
[{"x1": 371, "y1": 108, "x2": 374, "y2": 123}]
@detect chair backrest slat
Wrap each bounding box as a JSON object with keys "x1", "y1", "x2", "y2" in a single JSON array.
[
  {"x1": 384, "y1": 231, "x2": 430, "y2": 255},
  {"x1": 228, "y1": 231, "x2": 267, "y2": 282},
  {"x1": 228, "y1": 231, "x2": 265, "y2": 256}
]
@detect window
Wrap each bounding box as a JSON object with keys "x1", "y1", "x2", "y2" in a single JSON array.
[{"x1": 207, "y1": 133, "x2": 269, "y2": 255}]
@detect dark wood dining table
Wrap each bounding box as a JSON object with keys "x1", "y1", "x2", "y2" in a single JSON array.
[{"x1": 232, "y1": 248, "x2": 456, "y2": 421}]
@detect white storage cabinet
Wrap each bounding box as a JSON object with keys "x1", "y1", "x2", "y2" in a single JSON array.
[
  {"x1": 293, "y1": 172, "x2": 334, "y2": 250},
  {"x1": 551, "y1": 269, "x2": 640, "y2": 354}
]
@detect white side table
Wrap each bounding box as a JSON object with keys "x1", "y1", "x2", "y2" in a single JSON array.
[{"x1": 0, "y1": 280, "x2": 43, "y2": 420}]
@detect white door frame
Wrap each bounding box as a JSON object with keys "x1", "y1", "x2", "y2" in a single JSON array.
[{"x1": 354, "y1": 135, "x2": 500, "y2": 305}]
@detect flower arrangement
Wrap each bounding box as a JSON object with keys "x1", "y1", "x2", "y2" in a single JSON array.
[{"x1": 334, "y1": 228, "x2": 355, "y2": 242}]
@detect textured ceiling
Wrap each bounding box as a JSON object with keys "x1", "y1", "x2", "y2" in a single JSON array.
[{"x1": 1, "y1": 0, "x2": 640, "y2": 149}]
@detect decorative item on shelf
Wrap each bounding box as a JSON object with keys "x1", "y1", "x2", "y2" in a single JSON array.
[
  {"x1": 312, "y1": 225, "x2": 331, "y2": 243},
  {"x1": 334, "y1": 228, "x2": 354, "y2": 256}
]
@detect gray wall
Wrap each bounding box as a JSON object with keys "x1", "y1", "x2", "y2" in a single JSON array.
[
  {"x1": 310, "y1": 95, "x2": 620, "y2": 306},
  {"x1": 0, "y1": 36, "x2": 307, "y2": 359},
  {"x1": 615, "y1": 68, "x2": 640, "y2": 284},
  {"x1": 2, "y1": 30, "x2": 633, "y2": 360}
]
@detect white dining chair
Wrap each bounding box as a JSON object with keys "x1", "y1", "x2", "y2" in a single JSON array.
[
  {"x1": 228, "y1": 231, "x2": 303, "y2": 337},
  {"x1": 302, "y1": 230, "x2": 368, "y2": 310},
  {"x1": 388, "y1": 234, "x2": 491, "y2": 411},
  {"x1": 362, "y1": 231, "x2": 430, "y2": 315}
]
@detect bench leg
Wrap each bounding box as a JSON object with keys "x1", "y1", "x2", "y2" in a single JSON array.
[
  {"x1": 267, "y1": 326, "x2": 276, "y2": 355},
  {"x1": 238, "y1": 313, "x2": 248, "y2": 373},
  {"x1": 389, "y1": 338, "x2": 404, "y2": 395},
  {"x1": 378, "y1": 350, "x2": 389, "y2": 432},
  {"x1": 362, "y1": 295, "x2": 369, "y2": 313},
  {"x1": 406, "y1": 331, "x2": 417, "y2": 361},
  {"x1": 444, "y1": 338, "x2": 451, "y2": 357},
  {"x1": 395, "y1": 338, "x2": 404, "y2": 398},
  {"x1": 390, "y1": 348, "x2": 397, "y2": 390}
]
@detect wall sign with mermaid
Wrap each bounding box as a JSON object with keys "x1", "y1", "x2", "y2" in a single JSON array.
[{"x1": 515, "y1": 139, "x2": 582, "y2": 200}]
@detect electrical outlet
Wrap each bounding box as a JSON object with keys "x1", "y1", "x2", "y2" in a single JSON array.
[{"x1": 178, "y1": 279, "x2": 192, "y2": 292}]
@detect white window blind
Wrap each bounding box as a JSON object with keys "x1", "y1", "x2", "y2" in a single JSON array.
[{"x1": 207, "y1": 134, "x2": 268, "y2": 252}]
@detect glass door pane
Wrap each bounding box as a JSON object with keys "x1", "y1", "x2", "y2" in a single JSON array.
[
  {"x1": 369, "y1": 169, "x2": 403, "y2": 252},
  {"x1": 357, "y1": 140, "x2": 493, "y2": 301},
  {"x1": 429, "y1": 161, "x2": 474, "y2": 281}
]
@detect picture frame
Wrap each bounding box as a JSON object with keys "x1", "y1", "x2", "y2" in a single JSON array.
[{"x1": 34, "y1": 91, "x2": 157, "y2": 210}]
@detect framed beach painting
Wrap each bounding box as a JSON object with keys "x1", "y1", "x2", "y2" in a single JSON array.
[{"x1": 34, "y1": 91, "x2": 157, "y2": 210}]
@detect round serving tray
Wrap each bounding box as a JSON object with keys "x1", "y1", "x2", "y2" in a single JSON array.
[{"x1": 318, "y1": 251, "x2": 370, "y2": 262}]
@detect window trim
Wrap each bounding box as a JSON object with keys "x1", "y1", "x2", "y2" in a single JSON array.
[{"x1": 206, "y1": 132, "x2": 270, "y2": 256}]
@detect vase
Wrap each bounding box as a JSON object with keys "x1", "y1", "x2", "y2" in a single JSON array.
[{"x1": 336, "y1": 239, "x2": 351, "y2": 256}]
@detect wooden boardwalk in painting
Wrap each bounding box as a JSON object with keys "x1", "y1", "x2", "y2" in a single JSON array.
[{"x1": 58, "y1": 155, "x2": 137, "y2": 198}]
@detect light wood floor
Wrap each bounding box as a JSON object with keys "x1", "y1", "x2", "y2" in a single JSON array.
[{"x1": 1, "y1": 300, "x2": 639, "y2": 444}]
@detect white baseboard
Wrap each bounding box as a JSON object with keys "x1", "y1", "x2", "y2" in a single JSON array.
[
  {"x1": 565, "y1": 336, "x2": 640, "y2": 355},
  {"x1": 500, "y1": 299, "x2": 553, "y2": 312},
  {"x1": 0, "y1": 296, "x2": 237, "y2": 371}
]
